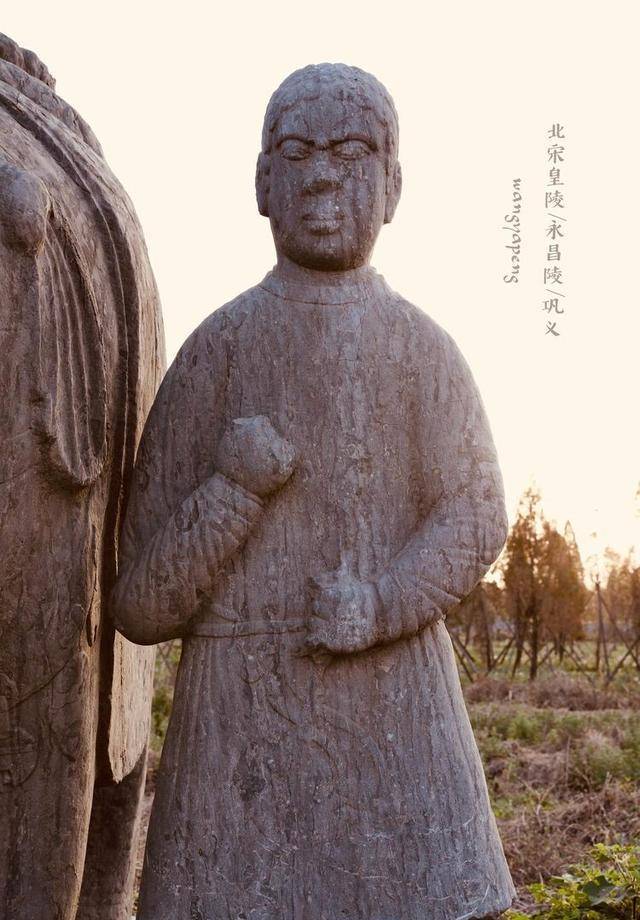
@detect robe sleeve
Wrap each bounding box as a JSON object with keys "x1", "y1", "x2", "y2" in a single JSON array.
[
  {"x1": 37, "y1": 216, "x2": 108, "y2": 489},
  {"x1": 110, "y1": 316, "x2": 265, "y2": 645},
  {"x1": 375, "y1": 327, "x2": 508, "y2": 644},
  {"x1": 111, "y1": 472, "x2": 263, "y2": 645},
  {"x1": 0, "y1": 163, "x2": 111, "y2": 491}
]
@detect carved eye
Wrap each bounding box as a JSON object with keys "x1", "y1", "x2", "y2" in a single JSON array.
[
  {"x1": 332, "y1": 139, "x2": 372, "y2": 160},
  {"x1": 279, "y1": 139, "x2": 312, "y2": 161}
]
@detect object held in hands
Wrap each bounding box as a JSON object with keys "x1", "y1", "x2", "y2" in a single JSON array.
[
  {"x1": 215, "y1": 415, "x2": 296, "y2": 498},
  {"x1": 306, "y1": 559, "x2": 383, "y2": 656}
]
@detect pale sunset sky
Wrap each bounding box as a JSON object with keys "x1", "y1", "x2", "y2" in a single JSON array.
[{"x1": 4, "y1": 1, "x2": 639, "y2": 571}]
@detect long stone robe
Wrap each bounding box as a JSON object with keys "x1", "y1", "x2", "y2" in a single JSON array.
[
  {"x1": 114, "y1": 265, "x2": 515, "y2": 919},
  {"x1": 0, "y1": 48, "x2": 164, "y2": 919}
]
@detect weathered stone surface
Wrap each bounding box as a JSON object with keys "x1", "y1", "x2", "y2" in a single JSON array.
[
  {"x1": 113, "y1": 63, "x2": 515, "y2": 919},
  {"x1": 0, "y1": 34, "x2": 165, "y2": 920}
]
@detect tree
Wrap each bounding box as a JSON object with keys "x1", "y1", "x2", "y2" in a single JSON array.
[
  {"x1": 501, "y1": 487, "x2": 544, "y2": 679},
  {"x1": 449, "y1": 580, "x2": 501, "y2": 672},
  {"x1": 540, "y1": 521, "x2": 589, "y2": 662},
  {"x1": 500, "y1": 487, "x2": 588, "y2": 679},
  {"x1": 602, "y1": 552, "x2": 640, "y2": 668}
]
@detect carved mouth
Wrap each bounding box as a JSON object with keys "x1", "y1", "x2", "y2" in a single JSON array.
[{"x1": 302, "y1": 215, "x2": 343, "y2": 235}]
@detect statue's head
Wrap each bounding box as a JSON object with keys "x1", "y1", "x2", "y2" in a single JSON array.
[
  {"x1": 256, "y1": 63, "x2": 402, "y2": 272},
  {"x1": 0, "y1": 33, "x2": 55, "y2": 89}
]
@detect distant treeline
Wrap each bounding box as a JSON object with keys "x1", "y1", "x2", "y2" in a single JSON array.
[{"x1": 448, "y1": 487, "x2": 640, "y2": 682}]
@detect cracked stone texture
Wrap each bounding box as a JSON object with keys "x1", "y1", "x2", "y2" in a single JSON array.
[
  {"x1": 112, "y1": 64, "x2": 515, "y2": 919},
  {"x1": 0, "y1": 33, "x2": 165, "y2": 920}
]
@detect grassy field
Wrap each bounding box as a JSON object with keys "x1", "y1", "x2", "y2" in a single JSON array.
[
  {"x1": 139, "y1": 642, "x2": 640, "y2": 915},
  {"x1": 464, "y1": 671, "x2": 640, "y2": 912}
]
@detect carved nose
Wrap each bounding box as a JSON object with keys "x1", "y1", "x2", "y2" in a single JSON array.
[{"x1": 302, "y1": 158, "x2": 341, "y2": 195}]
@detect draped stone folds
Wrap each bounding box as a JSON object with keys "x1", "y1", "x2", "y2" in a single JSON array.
[{"x1": 0, "y1": 36, "x2": 165, "y2": 920}]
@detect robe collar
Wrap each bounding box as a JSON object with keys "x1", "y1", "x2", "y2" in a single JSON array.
[{"x1": 259, "y1": 262, "x2": 388, "y2": 305}]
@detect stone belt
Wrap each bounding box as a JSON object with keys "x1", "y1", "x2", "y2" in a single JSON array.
[{"x1": 190, "y1": 616, "x2": 307, "y2": 639}]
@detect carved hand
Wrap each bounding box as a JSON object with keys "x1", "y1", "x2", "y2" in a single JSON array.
[
  {"x1": 215, "y1": 416, "x2": 296, "y2": 498},
  {"x1": 305, "y1": 563, "x2": 383, "y2": 656}
]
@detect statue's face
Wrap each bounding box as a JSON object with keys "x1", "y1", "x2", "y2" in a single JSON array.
[{"x1": 263, "y1": 95, "x2": 397, "y2": 271}]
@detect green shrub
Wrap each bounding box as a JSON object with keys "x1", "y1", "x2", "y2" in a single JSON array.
[
  {"x1": 570, "y1": 731, "x2": 640, "y2": 791},
  {"x1": 150, "y1": 640, "x2": 181, "y2": 751},
  {"x1": 151, "y1": 681, "x2": 174, "y2": 752},
  {"x1": 506, "y1": 843, "x2": 640, "y2": 918}
]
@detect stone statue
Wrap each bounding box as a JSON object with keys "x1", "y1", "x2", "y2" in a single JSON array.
[
  {"x1": 113, "y1": 64, "x2": 515, "y2": 919},
  {"x1": 0, "y1": 34, "x2": 165, "y2": 920}
]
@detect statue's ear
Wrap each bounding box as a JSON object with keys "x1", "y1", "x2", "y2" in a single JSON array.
[
  {"x1": 384, "y1": 160, "x2": 402, "y2": 224},
  {"x1": 0, "y1": 163, "x2": 50, "y2": 252},
  {"x1": 255, "y1": 152, "x2": 270, "y2": 217}
]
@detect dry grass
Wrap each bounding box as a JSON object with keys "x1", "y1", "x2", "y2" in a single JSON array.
[
  {"x1": 465, "y1": 670, "x2": 640, "y2": 711},
  {"x1": 502, "y1": 781, "x2": 640, "y2": 904},
  {"x1": 465, "y1": 673, "x2": 640, "y2": 910}
]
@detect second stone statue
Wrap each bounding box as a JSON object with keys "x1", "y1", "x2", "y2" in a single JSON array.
[{"x1": 112, "y1": 63, "x2": 515, "y2": 919}]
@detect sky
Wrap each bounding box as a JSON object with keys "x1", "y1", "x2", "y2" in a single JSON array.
[{"x1": 3, "y1": 1, "x2": 639, "y2": 569}]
